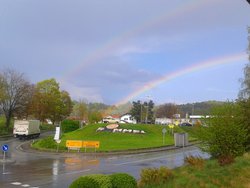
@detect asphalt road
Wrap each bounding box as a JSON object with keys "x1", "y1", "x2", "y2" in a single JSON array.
[{"x1": 0, "y1": 136, "x2": 209, "y2": 188}]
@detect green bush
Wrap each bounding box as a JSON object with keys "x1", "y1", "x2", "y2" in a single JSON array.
[
  {"x1": 195, "y1": 102, "x2": 248, "y2": 165},
  {"x1": 69, "y1": 173, "x2": 137, "y2": 188},
  {"x1": 88, "y1": 174, "x2": 112, "y2": 188},
  {"x1": 69, "y1": 176, "x2": 99, "y2": 188},
  {"x1": 0, "y1": 116, "x2": 13, "y2": 135},
  {"x1": 36, "y1": 136, "x2": 57, "y2": 149},
  {"x1": 61, "y1": 120, "x2": 79, "y2": 133},
  {"x1": 109, "y1": 173, "x2": 137, "y2": 188},
  {"x1": 40, "y1": 123, "x2": 55, "y2": 131},
  {"x1": 138, "y1": 166, "x2": 173, "y2": 187}
]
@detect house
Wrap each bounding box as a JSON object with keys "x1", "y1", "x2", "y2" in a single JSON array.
[
  {"x1": 102, "y1": 115, "x2": 120, "y2": 123},
  {"x1": 120, "y1": 113, "x2": 137, "y2": 124},
  {"x1": 155, "y1": 117, "x2": 191, "y2": 125},
  {"x1": 189, "y1": 115, "x2": 210, "y2": 125},
  {"x1": 155, "y1": 118, "x2": 172, "y2": 125}
]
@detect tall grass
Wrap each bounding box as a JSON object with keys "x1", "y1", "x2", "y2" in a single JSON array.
[{"x1": 143, "y1": 153, "x2": 250, "y2": 188}]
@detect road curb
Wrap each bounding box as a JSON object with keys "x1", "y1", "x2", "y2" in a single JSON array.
[
  {"x1": 0, "y1": 135, "x2": 13, "y2": 139},
  {"x1": 18, "y1": 140, "x2": 200, "y2": 156},
  {"x1": 0, "y1": 158, "x2": 16, "y2": 164}
]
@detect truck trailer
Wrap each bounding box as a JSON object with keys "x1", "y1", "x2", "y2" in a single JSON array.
[{"x1": 13, "y1": 120, "x2": 40, "y2": 139}]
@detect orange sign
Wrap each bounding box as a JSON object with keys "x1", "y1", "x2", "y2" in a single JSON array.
[
  {"x1": 66, "y1": 140, "x2": 83, "y2": 148},
  {"x1": 82, "y1": 141, "x2": 100, "y2": 148}
]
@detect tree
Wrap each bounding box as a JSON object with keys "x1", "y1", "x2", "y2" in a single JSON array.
[
  {"x1": 30, "y1": 78, "x2": 72, "y2": 124},
  {"x1": 88, "y1": 111, "x2": 102, "y2": 124},
  {"x1": 146, "y1": 100, "x2": 154, "y2": 123},
  {"x1": 0, "y1": 69, "x2": 32, "y2": 128},
  {"x1": 57, "y1": 90, "x2": 72, "y2": 121},
  {"x1": 195, "y1": 102, "x2": 248, "y2": 165},
  {"x1": 130, "y1": 100, "x2": 155, "y2": 124},
  {"x1": 238, "y1": 27, "x2": 250, "y2": 150},
  {"x1": 130, "y1": 100, "x2": 142, "y2": 123},
  {"x1": 155, "y1": 103, "x2": 178, "y2": 118},
  {"x1": 239, "y1": 27, "x2": 250, "y2": 99},
  {"x1": 71, "y1": 99, "x2": 88, "y2": 121}
]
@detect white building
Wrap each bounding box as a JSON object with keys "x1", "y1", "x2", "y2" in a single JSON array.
[
  {"x1": 120, "y1": 114, "x2": 137, "y2": 124},
  {"x1": 102, "y1": 115, "x2": 120, "y2": 123},
  {"x1": 155, "y1": 118, "x2": 172, "y2": 125}
]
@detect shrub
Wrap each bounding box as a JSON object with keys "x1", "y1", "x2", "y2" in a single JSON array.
[
  {"x1": 37, "y1": 136, "x2": 57, "y2": 149},
  {"x1": 195, "y1": 102, "x2": 248, "y2": 165},
  {"x1": 109, "y1": 173, "x2": 137, "y2": 188},
  {"x1": 69, "y1": 176, "x2": 99, "y2": 188},
  {"x1": 40, "y1": 123, "x2": 55, "y2": 131},
  {"x1": 61, "y1": 119, "x2": 79, "y2": 133},
  {"x1": 88, "y1": 174, "x2": 112, "y2": 188},
  {"x1": 218, "y1": 155, "x2": 234, "y2": 166},
  {"x1": 138, "y1": 166, "x2": 173, "y2": 187},
  {"x1": 184, "y1": 155, "x2": 205, "y2": 169}
]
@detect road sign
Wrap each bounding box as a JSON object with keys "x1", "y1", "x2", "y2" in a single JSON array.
[
  {"x1": 2, "y1": 144, "x2": 8, "y2": 152},
  {"x1": 162, "y1": 128, "x2": 167, "y2": 134},
  {"x1": 162, "y1": 128, "x2": 167, "y2": 144},
  {"x1": 82, "y1": 141, "x2": 100, "y2": 148},
  {"x1": 66, "y1": 140, "x2": 83, "y2": 148},
  {"x1": 54, "y1": 127, "x2": 61, "y2": 140},
  {"x1": 174, "y1": 121, "x2": 179, "y2": 126},
  {"x1": 168, "y1": 124, "x2": 174, "y2": 129}
]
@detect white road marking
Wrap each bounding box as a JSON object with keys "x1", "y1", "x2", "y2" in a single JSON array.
[
  {"x1": 11, "y1": 182, "x2": 39, "y2": 188},
  {"x1": 21, "y1": 184, "x2": 30, "y2": 187},
  {"x1": 61, "y1": 169, "x2": 91, "y2": 175},
  {"x1": 11, "y1": 182, "x2": 22, "y2": 185}
]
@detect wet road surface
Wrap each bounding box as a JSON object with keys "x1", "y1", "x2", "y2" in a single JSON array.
[{"x1": 0, "y1": 137, "x2": 209, "y2": 188}]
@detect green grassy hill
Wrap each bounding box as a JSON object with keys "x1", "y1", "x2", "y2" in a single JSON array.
[{"x1": 33, "y1": 123, "x2": 195, "y2": 152}]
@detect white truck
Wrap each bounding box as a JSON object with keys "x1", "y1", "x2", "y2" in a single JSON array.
[{"x1": 13, "y1": 120, "x2": 40, "y2": 139}]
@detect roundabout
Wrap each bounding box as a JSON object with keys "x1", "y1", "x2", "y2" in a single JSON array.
[
  {"x1": 0, "y1": 129, "x2": 208, "y2": 188},
  {"x1": 32, "y1": 123, "x2": 196, "y2": 153}
]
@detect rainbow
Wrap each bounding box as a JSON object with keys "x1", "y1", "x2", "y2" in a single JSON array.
[
  {"x1": 62, "y1": 0, "x2": 213, "y2": 81},
  {"x1": 115, "y1": 52, "x2": 247, "y2": 106}
]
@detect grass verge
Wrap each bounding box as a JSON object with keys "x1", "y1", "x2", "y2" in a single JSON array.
[{"x1": 142, "y1": 153, "x2": 250, "y2": 188}]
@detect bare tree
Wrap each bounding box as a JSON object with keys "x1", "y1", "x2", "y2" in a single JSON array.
[
  {"x1": 155, "y1": 103, "x2": 178, "y2": 118},
  {"x1": 0, "y1": 69, "x2": 32, "y2": 128}
]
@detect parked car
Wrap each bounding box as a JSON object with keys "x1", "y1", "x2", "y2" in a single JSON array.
[{"x1": 179, "y1": 122, "x2": 192, "y2": 126}]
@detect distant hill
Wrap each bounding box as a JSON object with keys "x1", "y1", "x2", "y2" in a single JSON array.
[
  {"x1": 177, "y1": 101, "x2": 225, "y2": 117},
  {"x1": 77, "y1": 100, "x2": 225, "y2": 118}
]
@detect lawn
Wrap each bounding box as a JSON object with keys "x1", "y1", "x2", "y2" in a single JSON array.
[{"x1": 33, "y1": 123, "x2": 196, "y2": 152}]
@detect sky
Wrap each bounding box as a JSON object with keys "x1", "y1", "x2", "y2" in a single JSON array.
[{"x1": 0, "y1": 0, "x2": 250, "y2": 105}]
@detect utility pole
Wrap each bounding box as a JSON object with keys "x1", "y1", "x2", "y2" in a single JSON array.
[
  {"x1": 140, "y1": 102, "x2": 142, "y2": 124},
  {"x1": 145, "y1": 95, "x2": 151, "y2": 124}
]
